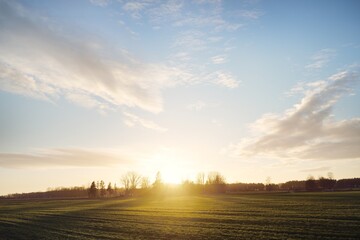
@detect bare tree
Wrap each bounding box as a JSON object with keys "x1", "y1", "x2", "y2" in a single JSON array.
[
  {"x1": 129, "y1": 172, "x2": 142, "y2": 189},
  {"x1": 196, "y1": 172, "x2": 205, "y2": 185},
  {"x1": 121, "y1": 172, "x2": 142, "y2": 193},
  {"x1": 207, "y1": 172, "x2": 226, "y2": 185},
  {"x1": 141, "y1": 176, "x2": 150, "y2": 189},
  {"x1": 153, "y1": 171, "x2": 163, "y2": 188},
  {"x1": 121, "y1": 174, "x2": 131, "y2": 192},
  {"x1": 205, "y1": 172, "x2": 226, "y2": 194}
]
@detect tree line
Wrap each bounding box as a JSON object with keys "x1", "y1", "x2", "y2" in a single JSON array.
[{"x1": 2, "y1": 171, "x2": 360, "y2": 199}]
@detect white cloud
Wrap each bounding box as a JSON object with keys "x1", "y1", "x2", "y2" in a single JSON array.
[
  {"x1": 212, "y1": 71, "x2": 239, "y2": 88},
  {"x1": 122, "y1": 1, "x2": 150, "y2": 18},
  {"x1": 0, "y1": 148, "x2": 131, "y2": 169},
  {"x1": 148, "y1": 0, "x2": 183, "y2": 23},
  {"x1": 123, "y1": 112, "x2": 167, "y2": 132},
  {"x1": 300, "y1": 166, "x2": 331, "y2": 173},
  {"x1": 173, "y1": 30, "x2": 207, "y2": 51},
  {"x1": 65, "y1": 93, "x2": 114, "y2": 114},
  {"x1": 211, "y1": 55, "x2": 226, "y2": 64},
  {"x1": 90, "y1": 0, "x2": 110, "y2": 7},
  {"x1": 306, "y1": 48, "x2": 336, "y2": 70},
  {"x1": 237, "y1": 10, "x2": 263, "y2": 19},
  {"x1": 187, "y1": 100, "x2": 206, "y2": 111},
  {"x1": 0, "y1": 1, "x2": 184, "y2": 114},
  {"x1": 123, "y1": 1, "x2": 147, "y2": 11},
  {"x1": 227, "y1": 70, "x2": 360, "y2": 161}
]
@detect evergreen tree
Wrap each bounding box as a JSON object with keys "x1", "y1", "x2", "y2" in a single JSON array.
[{"x1": 88, "y1": 181, "x2": 97, "y2": 198}]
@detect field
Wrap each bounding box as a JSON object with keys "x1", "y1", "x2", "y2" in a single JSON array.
[{"x1": 1, "y1": 192, "x2": 360, "y2": 239}]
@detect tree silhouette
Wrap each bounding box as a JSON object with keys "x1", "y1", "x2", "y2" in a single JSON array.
[
  {"x1": 196, "y1": 172, "x2": 205, "y2": 185},
  {"x1": 206, "y1": 172, "x2": 226, "y2": 194},
  {"x1": 121, "y1": 171, "x2": 142, "y2": 195},
  {"x1": 153, "y1": 171, "x2": 162, "y2": 187},
  {"x1": 141, "y1": 177, "x2": 150, "y2": 189},
  {"x1": 107, "y1": 182, "x2": 113, "y2": 196},
  {"x1": 305, "y1": 176, "x2": 318, "y2": 191},
  {"x1": 318, "y1": 176, "x2": 336, "y2": 190},
  {"x1": 207, "y1": 172, "x2": 226, "y2": 185},
  {"x1": 88, "y1": 181, "x2": 97, "y2": 198},
  {"x1": 99, "y1": 180, "x2": 106, "y2": 197}
]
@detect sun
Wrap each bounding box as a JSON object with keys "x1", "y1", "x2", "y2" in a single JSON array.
[{"x1": 146, "y1": 148, "x2": 191, "y2": 184}]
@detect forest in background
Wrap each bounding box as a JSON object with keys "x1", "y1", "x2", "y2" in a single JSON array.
[{"x1": 2, "y1": 171, "x2": 360, "y2": 199}]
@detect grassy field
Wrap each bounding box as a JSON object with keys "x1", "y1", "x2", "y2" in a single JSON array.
[{"x1": 1, "y1": 192, "x2": 360, "y2": 239}]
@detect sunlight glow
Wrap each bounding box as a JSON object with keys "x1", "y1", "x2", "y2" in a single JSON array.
[{"x1": 146, "y1": 148, "x2": 194, "y2": 184}]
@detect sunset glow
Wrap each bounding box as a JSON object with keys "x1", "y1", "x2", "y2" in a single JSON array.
[{"x1": 0, "y1": 0, "x2": 359, "y2": 195}]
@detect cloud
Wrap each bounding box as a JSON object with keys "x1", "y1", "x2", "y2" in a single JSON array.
[
  {"x1": 89, "y1": 0, "x2": 110, "y2": 7},
  {"x1": 148, "y1": 0, "x2": 183, "y2": 23},
  {"x1": 123, "y1": 1, "x2": 147, "y2": 11},
  {"x1": 211, "y1": 55, "x2": 227, "y2": 64},
  {"x1": 0, "y1": 148, "x2": 131, "y2": 169},
  {"x1": 173, "y1": 30, "x2": 207, "y2": 51},
  {"x1": 187, "y1": 100, "x2": 206, "y2": 111},
  {"x1": 227, "y1": 70, "x2": 360, "y2": 161},
  {"x1": 212, "y1": 71, "x2": 239, "y2": 88},
  {"x1": 236, "y1": 10, "x2": 263, "y2": 19},
  {"x1": 306, "y1": 49, "x2": 336, "y2": 70},
  {"x1": 0, "y1": 1, "x2": 183, "y2": 113},
  {"x1": 300, "y1": 166, "x2": 331, "y2": 173},
  {"x1": 65, "y1": 93, "x2": 114, "y2": 114},
  {"x1": 123, "y1": 112, "x2": 167, "y2": 132},
  {"x1": 122, "y1": 1, "x2": 151, "y2": 19}
]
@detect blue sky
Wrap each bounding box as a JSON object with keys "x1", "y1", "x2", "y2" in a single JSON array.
[{"x1": 0, "y1": 0, "x2": 359, "y2": 195}]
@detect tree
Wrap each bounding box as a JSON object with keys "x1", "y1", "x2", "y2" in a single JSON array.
[
  {"x1": 206, "y1": 172, "x2": 226, "y2": 194},
  {"x1": 305, "y1": 175, "x2": 318, "y2": 191},
  {"x1": 121, "y1": 171, "x2": 142, "y2": 195},
  {"x1": 265, "y1": 177, "x2": 277, "y2": 191},
  {"x1": 153, "y1": 171, "x2": 162, "y2": 187},
  {"x1": 152, "y1": 171, "x2": 164, "y2": 192},
  {"x1": 196, "y1": 172, "x2": 205, "y2": 185},
  {"x1": 88, "y1": 181, "x2": 97, "y2": 198},
  {"x1": 129, "y1": 172, "x2": 142, "y2": 190},
  {"x1": 107, "y1": 182, "x2": 113, "y2": 196},
  {"x1": 207, "y1": 172, "x2": 226, "y2": 185},
  {"x1": 99, "y1": 180, "x2": 106, "y2": 197},
  {"x1": 141, "y1": 177, "x2": 150, "y2": 189},
  {"x1": 121, "y1": 174, "x2": 131, "y2": 193},
  {"x1": 318, "y1": 176, "x2": 336, "y2": 190}
]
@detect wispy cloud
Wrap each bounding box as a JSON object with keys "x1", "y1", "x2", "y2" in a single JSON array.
[
  {"x1": 306, "y1": 49, "x2": 336, "y2": 70},
  {"x1": 122, "y1": 0, "x2": 151, "y2": 19},
  {"x1": 300, "y1": 166, "x2": 331, "y2": 173},
  {"x1": 89, "y1": 0, "x2": 110, "y2": 7},
  {"x1": 212, "y1": 71, "x2": 239, "y2": 88},
  {"x1": 0, "y1": 1, "x2": 183, "y2": 114},
  {"x1": 236, "y1": 10, "x2": 263, "y2": 19},
  {"x1": 211, "y1": 55, "x2": 227, "y2": 64},
  {"x1": 117, "y1": 1, "x2": 260, "y2": 91},
  {"x1": 226, "y1": 70, "x2": 360, "y2": 161},
  {"x1": 0, "y1": 148, "x2": 131, "y2": 169},
  {"x1": 123, "y1": 112, "x2": 167, "y2": 132},
  {"x1": 173, "y1": 30, "x2": 207, "y2": 51},
  {"x1": 147, "y1": 0, "x2": 184, "y2": 23},
  {"x1": 187, "y1": 100, "x2": 206, "y2": 111}
]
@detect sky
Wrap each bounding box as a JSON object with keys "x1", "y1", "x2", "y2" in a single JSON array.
[{"x1": 0, "y1": 0, "x2": 360, "y2": 195}]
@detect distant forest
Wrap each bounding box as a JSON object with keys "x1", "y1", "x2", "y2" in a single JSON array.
[{"x1": 2, "y1": 171, "x2": 360, "y2": 199}]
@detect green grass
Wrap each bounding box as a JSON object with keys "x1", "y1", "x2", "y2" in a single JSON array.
[{"x1": 1, "y1": 192, "x2": 360, "y2": 239}]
